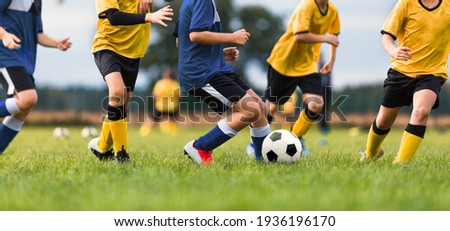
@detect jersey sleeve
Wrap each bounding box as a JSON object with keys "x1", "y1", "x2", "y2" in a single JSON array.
[
  {"x1": 381, "y1": 0, "x2": 408, "y2": 40},
  {"x1": 36, "y1": 15, "x2": 43, "y2": 33},
  {"x1": 292, "y1": 1, "x2": 313, "y2": 34},
  {"x1": 96, "y1": 0, "x2": 120, "y2": 18},
  {"x1": 0, "y1": 0, "x2": 12, "y2": 27},
  {"x1": 189, "y1": 0, "x2": 215, "y2": 32},
  {"x1": 328, "y1": 11, "x2": 340, "y2": 35}
]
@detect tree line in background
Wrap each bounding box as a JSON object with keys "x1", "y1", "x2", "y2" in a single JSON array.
[{"x1": 1, "y1": 83, "x2": 448, "y2": 116}]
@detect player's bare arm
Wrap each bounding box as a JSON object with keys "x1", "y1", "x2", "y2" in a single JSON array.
[
  {"x1": 381, "y1": 34, "x2": 412, "y2": 61},
  {"x1": 0, "y1": 27, "x2": 21, "y2": 49},
  {"x1": 294, "y1": 32, "x2": 339, "y2": 47},
  {"x1": 145, "y1": 5, "x2": 173, "y2": 27},
  {"x1": 320, "y1": 45, "x2": 337, "y2": 74},
  {"x1": 38, "y1": 33, "x2": 72, "y2": 51},
  {"x1": 190, "y1": 29, "x2": 250, "y2": 46},
  {"x1": 139, "y1": 0, "x2": 153, "y2": 13},
  {"x1": 223, "y1": 47, "x2": 239, "y2": 62}
]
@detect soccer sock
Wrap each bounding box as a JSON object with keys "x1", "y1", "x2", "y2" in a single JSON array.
[
  {"x1": 291, "y1": 108, "x2": 319, "y2": 137},
  {"x1": 108, "y1": 105, "x2": 128, "y2": 154},
  {"x1": 194, "y1": 119, "x2": 236, "y2": 151},
  {"x1": 393, "y1": 124, "x2": 425, "y2": 164},
  {"x1": 97, "y1": 116, "x2": 113, "y2": 152},
  {"x1": 364, "y1": 120, "x2": 390, "y2": 158},
  {"x1": 250, "y1": 124, "x2": 270, "y2": 160},
  {"x1": 0, "y1": 116, "x2": 24, "y2": 153},
  {"x1": 0, "y1": 98, "x2": 20, "y2": 117}
]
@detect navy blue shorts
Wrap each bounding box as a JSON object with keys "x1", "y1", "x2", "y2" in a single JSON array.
[
  {"x1": 264, "y1": 65, "x2": 322, "y2": 105},
  {"x1": 0, "y1": 67, "x2": 35, "y2": 97},
  {"x1": 188, "y1": 73, "x2": 250, "y2": 114},
  {"x1": 94, "y1": 50, "x2": 140, "y2": 92},
  {"x1": 382, "y1": 69, "x2": 445, "y2": 109}
]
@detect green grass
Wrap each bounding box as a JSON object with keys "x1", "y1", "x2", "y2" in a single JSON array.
[{"x1": 0, "y1": 125, "x2": 449, "y2": 211}]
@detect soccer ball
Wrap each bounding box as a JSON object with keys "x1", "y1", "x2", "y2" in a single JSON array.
[
  {"x1": 262, "y1": 129, "x2": 302, "y2": 163},
  {"x1": 53, "y1": 127, "x2": 70, "y2": 139},
  {"x1": 81, "y1": 126, "x2": 99, "y2": 139}
]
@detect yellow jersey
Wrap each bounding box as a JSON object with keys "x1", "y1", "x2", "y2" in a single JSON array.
[
  {"x1": 153, "y1": 79, "x2": 181, "y2": 112},
  {"x1": 267, "y1": 0, "x2": 340, "y2": 77},
  {"x1": 92, "y1": 0, "x2": 151, "y2": 59},
  {"x1": 382, "y1": 0, "x2": 450, "y2": 79}
]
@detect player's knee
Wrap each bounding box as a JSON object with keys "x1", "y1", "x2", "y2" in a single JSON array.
[
  {"x1": 242, "y1": 102, "x2": 262, "y2": 123},
  {"x1": 412, "y1": 107, "x2": 430, "y2": 123},
  {"x1": 307, "y1": 102, "x2": 323, "y2": 114},
  {"x1": 109, "y1": 88, "x2": 127, "y2": 104},
  {"x1": 16, "y1": 95, "x2": 38, "y2": 111}
]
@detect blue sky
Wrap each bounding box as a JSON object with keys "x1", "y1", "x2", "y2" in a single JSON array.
[{"x1": 34, "y1": 0, "x2": 447, "y2": 90}]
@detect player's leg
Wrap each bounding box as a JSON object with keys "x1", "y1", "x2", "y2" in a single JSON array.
[
  {"x1": 105, "y1": 72, "x2": 130, "y2": 162},
  {"x1": 290, "y1": 74, "x2": 323, "y2": 155},
  {"x1": 184, "y1": 73, "x2": 257, "y2": 164},
  {"x1": 0, "y1": 68, "x2": 37, "y2": 153},
  {"x1": 363, "y1": 105, "x2": 400, "y2": 160},
  {"x1": 0, "y1": 90, "x2": 36, "y2": 153},
  {"x1": 291, "y1": 93, "x2": 323, "y2": 137},
  {"x1": 394, "y1": 77, "x2": 442, "y2": 164},
  {"x1": 232, "y1": 88, "x2": 270, "y2": 160}
]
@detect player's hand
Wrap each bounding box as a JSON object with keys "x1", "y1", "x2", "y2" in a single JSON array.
[
  {"x1": 326, "y1": 34, "x2": 339, "y2": 47},
  {"x1": 224, "y1": 47, "x2": 239, "y2": 62},
  {"x1": 145, "y1": 5, "x2": 173, "y2": 27},
  {"x1": 2, "y1": 31, "x2": 21, "y2": 49},
  {"x1": 233, "y1": 29, "x2": 250, "y2": 46},
  {"x1": 139, "y1": 0, "x2": 153, "y2": 13},
  {"x1": 320, "y1": 62, "x2": 334, "y2": 74},
  {"x1": 57, "y1": 37, "x2": 72, "y2": 51},
  {"x1": 391, "y1": 46, "x2": 412, "y2": 61}
]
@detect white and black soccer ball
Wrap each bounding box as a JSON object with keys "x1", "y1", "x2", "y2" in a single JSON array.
[
  {"x1": 81, "y1": 126, "x2": 99, "y2": 139},
  {"x1": 262, "y1": 129, "x2": 302, "y2": 163},
  {"x1": 53, "y1": 127, "x2": 70, "y2": 139}
]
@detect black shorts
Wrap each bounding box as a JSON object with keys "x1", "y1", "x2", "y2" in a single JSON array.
[
  {"x1": 188, "y1": 73, "x2": 250, "y2": 114},
  {"x1": 382, "y1": 69, "x2": 445, "y2": 109},
  {"x1": 264, "y1": 65, "x2": 322, "y2": 105},
  {"x1": 94, "y1": 50, "x2": 140, "y2": 92},
  {"x1": 0, "y1": 67, "x2": 36, "y2": 97}
]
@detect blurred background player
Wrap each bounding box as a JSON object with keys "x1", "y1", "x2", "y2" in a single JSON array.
[
  {"x1": 264, "y1": 0, "x2": 340, "y2": 156},
  {"x1": 360, "y1": 0, "x2": 450, "y2": 165},
  {"x1": 0, "y1": 0, "x2": 71, "y2": 153},
  {"x1": 175, "y1": 0, "x2": 270, "y2": 164},
  {"x1": 145, "y1": 67, "x2": 180, "y2": 136},
  {"x1": 88, "y1": 0, "x2": 173, "y2": 163}
]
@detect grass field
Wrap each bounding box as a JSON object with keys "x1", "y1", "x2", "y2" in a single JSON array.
[{"x1": 0, "y1": 125, "x2": 449, "y2": 211}]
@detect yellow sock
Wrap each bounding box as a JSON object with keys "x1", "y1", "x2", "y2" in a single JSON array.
[
  {"x1": 393, "y1": 131, "x2": 422, "y2": 164},
  {"x1": 364, "y1": 125, "x2": 388, "y2": 158},
  {"x1": 109, "y1": 118, "x2": 128, "y2": 154},
  {"x1": 98, "y1": 118, "x2": 113, "y2": 152},
  {"x1": 291, "y1": 109, "x2": 315, "y2": 137}
]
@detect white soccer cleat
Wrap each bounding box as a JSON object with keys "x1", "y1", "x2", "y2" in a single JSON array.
[
  {"x1": 359, "y1": 148, "x2": 384, "y2": 162},
  {"x1": 183, "y1": 140, "x2": 213, "y2": 165},
  {"x1": 88, "y1": 137, "x2": 114, "y2": 161}
]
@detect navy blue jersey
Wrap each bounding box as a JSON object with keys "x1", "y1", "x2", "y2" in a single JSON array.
[
  {"x1": 174, "y1": 0, "x2": 233, "y2": 92},
  {"x1": 0, "y1": 0, "x2": 43, "y2": 75}
]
